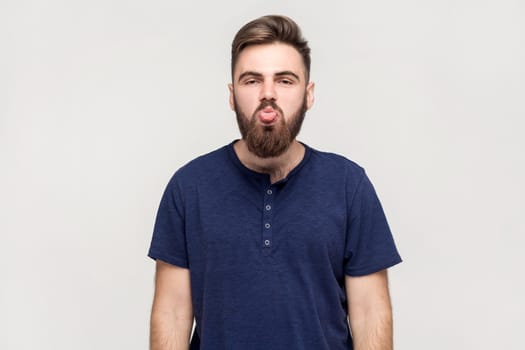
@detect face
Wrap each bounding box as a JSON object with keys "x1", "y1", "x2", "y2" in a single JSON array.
[{"x1": 229, "y1": 42, "x2": 315, "y2": 158}]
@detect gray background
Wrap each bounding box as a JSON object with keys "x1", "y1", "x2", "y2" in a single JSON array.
[{"x1": 1, "y1": 0, "x2": 524, "y2": 349}]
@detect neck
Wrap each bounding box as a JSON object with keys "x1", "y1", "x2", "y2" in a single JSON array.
[{"x1": 233, "y1": 140, "x2": 305, "y2": 184}]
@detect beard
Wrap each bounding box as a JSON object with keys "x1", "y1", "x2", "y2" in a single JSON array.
[{"x1": 234, "y1": 96, "x2": 308, "y2": 158}]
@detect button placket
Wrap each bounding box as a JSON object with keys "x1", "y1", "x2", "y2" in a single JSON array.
[{"x1": 262, "y1": 187, "x2": 274, "y2": 249}]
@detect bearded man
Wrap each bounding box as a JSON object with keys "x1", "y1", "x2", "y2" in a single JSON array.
[{"x1": 148, "y1": 15, "x2": 402, "y2": 350}]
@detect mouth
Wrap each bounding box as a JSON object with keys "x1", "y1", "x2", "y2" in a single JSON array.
[{"x1": 258, "y1": 106, "x2": 278, "y2": 124}]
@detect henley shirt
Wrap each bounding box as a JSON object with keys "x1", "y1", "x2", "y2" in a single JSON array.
[{"x1": 148, "y1": 141, "x2": 402, "y2": 350}]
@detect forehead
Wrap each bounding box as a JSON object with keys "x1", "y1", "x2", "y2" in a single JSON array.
[{"x1": 234, "y1": 42, "x2": 306, "y2": 80}]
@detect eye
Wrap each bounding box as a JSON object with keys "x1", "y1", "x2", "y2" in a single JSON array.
[
  {"x1": 244, "y1": 79, "x2": 259, "y2": 85},
  {"x1": 278, "y1": 79, "x2": 294, "y2": 85}
]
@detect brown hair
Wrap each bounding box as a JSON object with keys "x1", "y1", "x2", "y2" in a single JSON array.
[{"x1": 231, "y1": 15, "x2": 311, "y2": 81}]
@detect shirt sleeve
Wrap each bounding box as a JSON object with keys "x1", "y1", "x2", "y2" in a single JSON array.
[
  {"x1": 344, "y1": 171, "x2": 402, "y2": 276},
  {"x1": 148, "y1": 175, "x2": 189, "y2": 268}
]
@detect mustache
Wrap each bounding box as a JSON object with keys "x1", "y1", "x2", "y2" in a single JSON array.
[{"x1": 255, "y1": 100, "x2": 283, "y2": 114}]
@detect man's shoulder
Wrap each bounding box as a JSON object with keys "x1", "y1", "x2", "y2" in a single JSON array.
[
  {"x1": 307, "y1": 145, "x2": 365, "y2": 179},
  {"x1": 171, "y1": 143, "x2": 232, "y2": 184}
]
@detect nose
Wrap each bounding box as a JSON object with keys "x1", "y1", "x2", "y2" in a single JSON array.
[{"x1": 259, "y1": 80, "x2": 276, "y2": 101}]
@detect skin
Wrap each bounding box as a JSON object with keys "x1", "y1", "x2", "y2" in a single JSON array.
[
  {"x1": 346, "y1": 270, "x2": 394, "y2": 350},
  {"x1": 150, "y1": 261, "x2": 193, "y2": 350},
  {"x1": 150, "y1": 41, "x2": 394, "y2": 350}
]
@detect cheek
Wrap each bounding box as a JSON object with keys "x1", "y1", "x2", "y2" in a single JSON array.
[
  {"x1": 280, "y1": 91, "x2": 306, "y2": 113},
  {"x1": 234, "y1": 90, "x2": 259, "y2": 112}
]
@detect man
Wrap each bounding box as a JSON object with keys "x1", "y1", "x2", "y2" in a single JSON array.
[{"x1": 148, "y1": 15, "x2": 401, "y2": 350}]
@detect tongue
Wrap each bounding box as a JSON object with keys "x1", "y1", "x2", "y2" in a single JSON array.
[{"x1": 260, "y1": 110, "x2": 277, "y2": 123}]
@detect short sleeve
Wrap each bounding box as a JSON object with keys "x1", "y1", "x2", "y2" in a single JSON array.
[
  {"x1": 344, "y1": 172, "x2": 402, "y2": 276},
  {"x1": 148, "y1": 175, "x2": 189, "y2": 268}
]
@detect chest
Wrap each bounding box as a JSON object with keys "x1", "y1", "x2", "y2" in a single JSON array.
[{"x1": 185, "y1": 181, "x2": 348, "y2": 274}]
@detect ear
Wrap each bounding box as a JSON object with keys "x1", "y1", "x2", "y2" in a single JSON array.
[
  {"x1": 306, "y1": 81, "x2": 315, "y2": 110},
  {"x1": 228, "y1": 83, "x2": 235, "y2": 111}
]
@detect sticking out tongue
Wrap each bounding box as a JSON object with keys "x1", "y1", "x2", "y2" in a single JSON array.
[{"x1": 259, "y1": 107, "x2": 278, "y2": 124}]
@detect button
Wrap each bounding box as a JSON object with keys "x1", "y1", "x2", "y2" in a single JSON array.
[
  {"x1": 264, "y1": 239, "x2": 270, "y2": 246},
  {"x1": 265, "y1": 205, "x2": 271, "y2": 211},
  {"x1": 264, "y1": 223, "x2": 271, "y2": 229},
  {"x1": 267, "y1": 189, "x2": 273, "y2": 195}
]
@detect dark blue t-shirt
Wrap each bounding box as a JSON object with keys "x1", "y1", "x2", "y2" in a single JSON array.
[{"x1": 148, "y1": 141, "x2": 402, "y2": 350}]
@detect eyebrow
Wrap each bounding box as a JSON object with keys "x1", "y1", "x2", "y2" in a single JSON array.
[
  {"x1": 275, "y1": 71, "x2": 301, "y2": 81},
  {"x1": 237, "y1": 70, "x2": 301, "y2": 83}
]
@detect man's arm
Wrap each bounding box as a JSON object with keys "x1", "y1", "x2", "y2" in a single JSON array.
[
  {"x1": 345, "y1": 269, "x2": 393, "y2": 350},
  {"x1": 150, "y1": 260, "x2": 194, "y2": 350}
]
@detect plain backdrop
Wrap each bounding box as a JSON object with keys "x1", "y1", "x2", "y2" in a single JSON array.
[{"x1": 1, "y1": 0, "x2": 524, "y2": 349}]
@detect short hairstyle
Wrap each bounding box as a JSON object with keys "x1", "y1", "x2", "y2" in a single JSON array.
[{"x1": 231, "y1": 15, "x2": 311, "y2": 81}]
